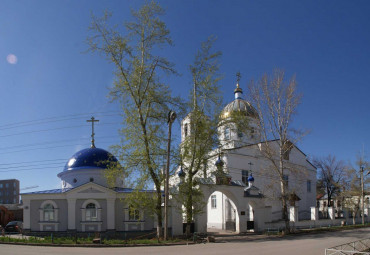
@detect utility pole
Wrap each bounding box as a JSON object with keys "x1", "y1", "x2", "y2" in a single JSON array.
[
  {"x1": 164, "y1": 110, "x2": 176, "y2": 240},
  {"x1": 361, "y1": 166, "x2": 365, "y2": 225}
]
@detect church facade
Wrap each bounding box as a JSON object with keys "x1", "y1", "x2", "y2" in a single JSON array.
[
  {"x1": 21, "y1": 146, "x2": 182, "y2": 235},
  {"x1": 22, "y1": 80, "x2": 317, "y2": 235},
  {"x1": 171, "y1": 81, "x2": 317, "y2": 233}
]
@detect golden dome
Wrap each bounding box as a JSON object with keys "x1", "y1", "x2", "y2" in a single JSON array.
[{"x1": 221, "y1": 99, "x2": 259, "y2": 119}]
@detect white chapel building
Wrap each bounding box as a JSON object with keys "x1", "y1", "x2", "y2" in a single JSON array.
[{"x1": 21, "y1": 139, "x2": 182, "y2": 235}]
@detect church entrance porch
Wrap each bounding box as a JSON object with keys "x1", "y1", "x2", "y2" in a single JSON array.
[
  {"x1": 207, "y1": 191, "x2": 238, "y2": 233},
  {"x1": 194, "y1": 184, "x2": 266, "y2": 234}
]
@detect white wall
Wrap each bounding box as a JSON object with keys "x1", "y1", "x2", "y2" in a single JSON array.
[{"x1": 207, "y1": 191, "x2": 225, "y2": 229}]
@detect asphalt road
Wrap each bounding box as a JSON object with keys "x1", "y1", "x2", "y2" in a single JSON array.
[{"x1": 1, "y1": 228, "x2": 369, "y2": 255}]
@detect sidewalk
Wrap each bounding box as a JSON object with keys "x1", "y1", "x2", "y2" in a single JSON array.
[{"x1": 207, "y1": 228, "x2": 277, "y2": 243}]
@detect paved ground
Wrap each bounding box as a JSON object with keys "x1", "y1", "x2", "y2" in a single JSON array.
[{"x1": 1, "y1": 228, "x2": 369, "y2": 255}]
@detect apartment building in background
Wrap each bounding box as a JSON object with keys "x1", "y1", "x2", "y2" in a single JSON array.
[{"x1": 0, "y1": 179, "x2": 20, "y2": 204}]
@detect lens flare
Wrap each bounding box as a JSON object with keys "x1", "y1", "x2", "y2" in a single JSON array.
[{"x1": 6, "y1": 54, "x2": 18, "y2": 64}]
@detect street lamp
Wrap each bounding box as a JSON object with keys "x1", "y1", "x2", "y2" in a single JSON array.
[{"x1": 164, "y1": 110, "x2": 176, "y2": 240}]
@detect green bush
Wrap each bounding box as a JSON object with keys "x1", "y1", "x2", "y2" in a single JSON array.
[{"x1": 0, "y1": 235, "x2": 181, "y2": 245}]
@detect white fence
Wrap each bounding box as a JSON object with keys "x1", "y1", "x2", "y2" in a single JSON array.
[{"x1": 264, "y1": 218, "x2": 365, "y2": 233}]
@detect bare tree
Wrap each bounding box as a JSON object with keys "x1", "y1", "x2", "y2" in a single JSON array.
[
  {"x1": 248, "y1": 69, "x2": 306, "y2": 233},
  {"x1": 314, "y1": 155, "x2": 346, "y2": 209}
]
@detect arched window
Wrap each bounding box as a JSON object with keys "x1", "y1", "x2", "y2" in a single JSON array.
[
  {"x1": 43, "y1": 204, "x2": 55, "y2": 221},
  {"x1": 224, "y1": 127, "x2": 230, "y2": 140},
  {"x1": 85, "y1": 203, "x2": 97, "y2": 221},
  {"x1": 129, "y1": 206, "x2": 140, "y2": 221},
  {"x1": 184, "y1": 123, "x2": 188, "y2": 137}
]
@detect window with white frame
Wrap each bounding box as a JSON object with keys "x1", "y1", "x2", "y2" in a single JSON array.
[
  {"x1": 184, "y1": 123, "x2": 188, "y2": 137},
  {"x1": 242, "y1": 170, "x2": 248, "y2": 185},
  {"x1": 43, "y1": 204, "x2": 55, "y2": 221},
  {"x1": 128, "y1": 206, "x2": 140, "y2": 221},
  {"x1": 211, "y1": 195, "x2": 217, "y2": 209},
  {"x1": 85, "y1": 203, "x2": 97, "y2": 221},
  {"x1": 224, "y1": 127, "x2": 230, "y2": 140}
]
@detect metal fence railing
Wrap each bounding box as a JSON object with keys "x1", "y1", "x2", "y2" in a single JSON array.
[{"x1": 325, "y1": 238, "x2": 370, "y2": 255}]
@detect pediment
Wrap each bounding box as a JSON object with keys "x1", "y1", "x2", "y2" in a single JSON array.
[
  {"x1": 78, "y1": 188, "x2": 104, "y2": 194},
  {"x1": 65, "y1": 182, "x2": 117, "y2": 197}
]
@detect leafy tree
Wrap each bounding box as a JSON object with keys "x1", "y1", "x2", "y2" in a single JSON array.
[
  {"x1": 341, "y1": 166, "x2": 362, "y2": 224},
  {"x1": 341, "y1": 153, "x2": 369, "y2": 224},
  {"x1": 87, "y1": 1, "x2": 182, "y2": 238},
  {"x1": 314, "y1": 155, "x2": 346, "y2": 209},
  {"x1": 248, "y1": 69, "x2": 306, "y2": 234},
  {"x1": 177, "y1": 37, "x2": 223, "y2": 236}
]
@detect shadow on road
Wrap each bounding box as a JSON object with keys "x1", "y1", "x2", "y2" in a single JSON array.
[{"x1": 211, "y1": 227, "x2": 370, "y2": 244}]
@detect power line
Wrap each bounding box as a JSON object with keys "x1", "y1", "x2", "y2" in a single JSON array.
[
  {"x1": 0, "y1": 122, "x2": 120, "y2": 138},
  {"x1": 0, "y1": 135, "x2": 119, "y2": 151},
  {"x1": 0, "y1": 111, "x2": 120, "y2": 130},
  {"x1": 0, "y1": 158, "x2": 68, "y2": 166},
  {"x1": 0, "y1": 141, "x2": 118, "y2": 154},
  {"x1": 0, "y1": 166, "x2": 62, "y2": 173},
  {"x1": 0, "y1": 161, "x2": 65, "y2": 170}
]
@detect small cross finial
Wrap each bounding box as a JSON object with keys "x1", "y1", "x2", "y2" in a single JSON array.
[
  {"x1": 248, "y1": 161, "x2": 254, "y2": 172},
  {"x1": 87, "y1": 116, "x2": 99, "y2": 148},
  {"x1": 236, "y1": 72, "x2": 241, "y2": 87}
]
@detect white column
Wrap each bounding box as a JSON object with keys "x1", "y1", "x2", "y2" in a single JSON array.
[
  {"x1": 106, "y1": 198, "x2": 115, "y2": 230},
  {"x1": 289, "y1": 206, "x2": 298, "y2": 222},
  {"x1": 67, "y1": 198, "x2": 76, "y2": 230},
  {"x1": 23, "y1": 199, "x2": 31, "y2": 229},
  {"x1": 311, "y1": 207, "x2": 319, "y2": 221},
  {"x1": 55, "y1": 208, "x2": 59, "y2": 222},
  {"x1": 328, "y1": 207, "x2": 335, "y2": 220},
  {"x1": 97, "y1": 208, "x2": 102, "y2": 231}
]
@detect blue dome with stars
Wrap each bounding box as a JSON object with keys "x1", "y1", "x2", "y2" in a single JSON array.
[{"x1": 64, "y1": 147, "x2": 119, "y2": 171}]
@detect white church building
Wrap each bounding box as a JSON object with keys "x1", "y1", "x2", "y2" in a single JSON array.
[
  {"x1": 21, "y1": 137, "x2": 182, "y2": 235},
  {"x1": 21, "y1": 80, "x2": 317, "y2": 235},
  {"x1": 171, "y1": 81, "x2": 317, "y2": 233}
]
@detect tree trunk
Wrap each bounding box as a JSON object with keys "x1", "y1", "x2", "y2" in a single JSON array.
[
  {"x1": 280, "y1": 147, "x2": 290, "y2": 234},
  {"x1": 282, "y1": 194, "x2": 290, "y2": 234},
  {"x1": 185, "y1": 178, "x2": 193, "y2": 237},
  {"x1": 156, "y1": 192, "x2": 163, "y2": 239}
]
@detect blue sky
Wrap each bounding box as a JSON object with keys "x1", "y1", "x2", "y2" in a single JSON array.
[{"x1": 0, "y1": 0, "x2": 369, "y2": 192}]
